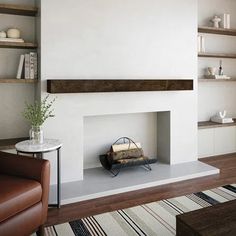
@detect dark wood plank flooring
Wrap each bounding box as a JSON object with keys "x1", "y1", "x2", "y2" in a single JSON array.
[{"x1": 46, "y1": 153, "x2": 236, "y2": 227}]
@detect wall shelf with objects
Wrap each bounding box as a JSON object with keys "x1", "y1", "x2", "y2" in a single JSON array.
[
  {"x1": 0, "y1": 79, "x2": 37, "y2": 84},
  {"x1": 198, "y1": 119, "x2": 236, "y2": 129},
  {"x1": 0, "y1": 41, "x2": 37, "y2": 49},
  {"x1": 198, "y1": 52, "x2": 236, "y2": 59},
  {"x1": 198, "y1": 26, "x2": 236, "y2": 36},
  {"x1": 0, "y1": 3, "x2": 38, "y2": 80},
  {"x1": 0, "y1": 4, "x2": 37, "y2": 16},
  {"x1": 198, "y1": 78, "x2": 236, "y2": 82}
]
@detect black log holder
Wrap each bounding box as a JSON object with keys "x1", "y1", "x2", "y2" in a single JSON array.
[{"x1": 99, "y1": 137, "x2": 157, "y2": 177}]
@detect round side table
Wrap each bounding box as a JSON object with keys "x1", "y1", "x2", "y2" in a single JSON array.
[{"x1": 15, "y1": 139, "x2": 62, "y2": 208}]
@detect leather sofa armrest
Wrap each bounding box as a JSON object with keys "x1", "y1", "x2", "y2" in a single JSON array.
[
  {"x1": 0, "y1": 151, "x2": 50, "y2": 223},
  {"x1": 0, "y1": 151, "x2": 50, "y2": 183}
]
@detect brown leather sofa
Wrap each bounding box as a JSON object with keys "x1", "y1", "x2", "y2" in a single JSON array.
[{"x1": 0, "y1": 151, "x2": 50, "y2": 236}]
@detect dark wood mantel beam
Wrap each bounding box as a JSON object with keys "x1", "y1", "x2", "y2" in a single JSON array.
[{"x1": 47, "y1": 79, "x2": 193, "y2": 93}]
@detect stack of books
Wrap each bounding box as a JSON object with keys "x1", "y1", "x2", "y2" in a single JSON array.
[{"x1": 16, "y1": 52, "x2": 37, "y2": 80}]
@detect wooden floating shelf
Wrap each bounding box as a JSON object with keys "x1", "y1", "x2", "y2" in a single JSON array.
[
  {"x1": 0, "y1": 41, "x2": 37, "y2": 49},
  {"x1": 0, "y1": 4, "x2": 37, "y2": 16},
  {"x1": 0, "y1": 79, "x2": 37, "y2": 84},
  {"x1": 198, "y1": 52, "x2": 236, "y2": 59},
  {"x1": 198, "y1": 119, "x2": 236, "y2": 130},
  {"x1": 0, "y1": 137, "x2": 28, "y2": 151},
  {"x1": 198, "y1": 26, "x2": 236, "y2": 36},
  {"x1": 198, "y1": 78, "x2": 236, "y2": 82},
  {"x1": 47, "y1": 79, "x2": 194, "y2": 93}
]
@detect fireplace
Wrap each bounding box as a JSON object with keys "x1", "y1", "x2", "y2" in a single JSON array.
[
  {"x1": 83, "y1": 111, "x2": 170, "y2": 171},
  {"x1": 45, "y1": 90, "x2": 219, "y2": 204},
  {"x1": 44, "y1": 81, "x2": 198, "y2": 186}
]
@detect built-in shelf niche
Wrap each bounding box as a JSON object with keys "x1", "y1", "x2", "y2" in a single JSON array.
[{"x1": 0, "y1": 3, "x2": 38, "y2": 143}]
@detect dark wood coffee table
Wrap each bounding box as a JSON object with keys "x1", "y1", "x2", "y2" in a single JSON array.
[{"x1": 176, "y1": 200, "x2": 236, "y2": 236}]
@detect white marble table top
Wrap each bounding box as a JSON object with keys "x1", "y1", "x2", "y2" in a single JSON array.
[{"x1": 15, "y1": 139, "x2": 62, "y2": 153}]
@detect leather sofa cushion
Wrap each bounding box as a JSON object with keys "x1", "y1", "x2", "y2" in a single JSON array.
[{"x1": 0, "y1": 174, "x2": 42, "y2": 222}]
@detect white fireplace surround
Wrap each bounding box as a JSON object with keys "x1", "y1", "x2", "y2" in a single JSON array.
[
  {"x1": 44, "y1": 91, "x2": 220, "y2": 204},
  {"x1": 44, "y1": 89, "x2": 198, "y2": 184}
]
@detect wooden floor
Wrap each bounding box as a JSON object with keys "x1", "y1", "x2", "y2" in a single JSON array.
[{"x1": 46, "y1": 153, "x2": 236, "y2": 227}]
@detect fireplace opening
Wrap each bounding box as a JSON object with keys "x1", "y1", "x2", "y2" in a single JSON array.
[{"x1": 83, "y1": 111, "x2": 170, "y2": 171}]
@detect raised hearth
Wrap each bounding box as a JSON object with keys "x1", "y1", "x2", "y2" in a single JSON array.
[{"x1": 49, "y1": 161, "x2": 219, "y2": 204}]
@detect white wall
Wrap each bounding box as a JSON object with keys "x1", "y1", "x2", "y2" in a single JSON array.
[
  {"x1": 198, "y1": 0, "x2": 236, "y2": 121},
  {"x1": 40, "y1": 0, "x2": 198, "y2": 184},
  {"x1": 0, "y1": 0, "x2": 36, "y2": 139}
]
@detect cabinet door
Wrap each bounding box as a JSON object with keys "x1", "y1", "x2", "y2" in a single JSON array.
[
  {"x1": 198, "y1": 129, "x2": 214, "y2": 158},
  {"x1": 214, "y1": 127, "x2": 236, "y2": 155}
]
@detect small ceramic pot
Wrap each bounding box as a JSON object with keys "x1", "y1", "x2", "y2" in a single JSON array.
[
  {"x1": 207, "y1": 67, "x2": 217, "y2": 75},
  {"x1": 0, "y1": 31, "x2": 7, "y2": 38},
  {"x1": 7, "y1": 28, "x2": 21, "y2": 39}
]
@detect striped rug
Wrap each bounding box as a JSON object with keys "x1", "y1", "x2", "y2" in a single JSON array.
[{"x1": 40, "y1": 184, "x2": 236, "y2": 236}]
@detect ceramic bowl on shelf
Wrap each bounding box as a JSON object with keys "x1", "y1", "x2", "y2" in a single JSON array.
[
  {"x1": 7, "y1": 28, "x2": 21, "y2": 39},
  {"x1": 0, "y1": 31, "x2": 7, "y2": 38}
]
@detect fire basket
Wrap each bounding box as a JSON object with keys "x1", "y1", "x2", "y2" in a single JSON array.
[{"x1": 99, "y1": 137, "x2": 157, "y2": 177}]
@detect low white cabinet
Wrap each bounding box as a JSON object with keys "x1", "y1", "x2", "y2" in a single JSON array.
[{"x1": 198, "y1": 126, "x2": 236, "y2": 158}]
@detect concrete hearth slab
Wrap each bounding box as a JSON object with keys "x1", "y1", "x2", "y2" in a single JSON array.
[{"x1": 49, "y1": 161, "x2": 219, "y2": 205}]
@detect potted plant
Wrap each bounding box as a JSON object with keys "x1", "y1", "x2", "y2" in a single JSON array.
[{"x1": 23, "y1": 95, "x2": 56, "y2": 144}]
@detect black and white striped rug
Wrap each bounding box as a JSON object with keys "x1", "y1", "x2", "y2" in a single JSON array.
[{"x1": 38, "y1": 184, "x2": 236, "y2": 236}]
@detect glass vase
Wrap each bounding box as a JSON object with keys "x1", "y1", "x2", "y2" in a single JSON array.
[{"x1": 29, "y1": 126, "x2": 43, "y2": 144}]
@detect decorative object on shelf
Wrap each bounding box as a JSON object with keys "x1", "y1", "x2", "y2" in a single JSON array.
[
  {"x1": 204, "y1": 64, "x2": 231, "y2": 79},
  {"x1": 22, "y1": 95, "x2": 56, "y2": 144},
  {"x1": 207, "y1": 67, "x2": 217, "y2": 75},
  {"x1": 16, "y1": 55, "x2": 25, "y2": 79},
  {"x1": 7, "y1": 28, "x2": 20, "y2": 39},
  {"x1": 99, "y1": 137, "x2": 157, "y2": 177},
  {"x1": 219, "y1": 60, "x2": 224, "y2": 75},
  {"x1": 211, "y1": 110, "x2": 233, "y2": 124},
  {"x1": 211, "y1": 15, "x2": 221, "y2": 28},
  {"x1": 222, "y1": 13, "x2": 230, "y2": 29},
  {"x1": 0, "y1": 28, "x2": 25, "y2": 43},
  {"x1": 198, "y1": 35, "x2": 205, "y2": 53},
  {"x1": 16, "y1": 52, "x2": 37, "y2": 79},
  {"x1": 0, "y1": 31, "x2": 7, "y2": 38}
]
